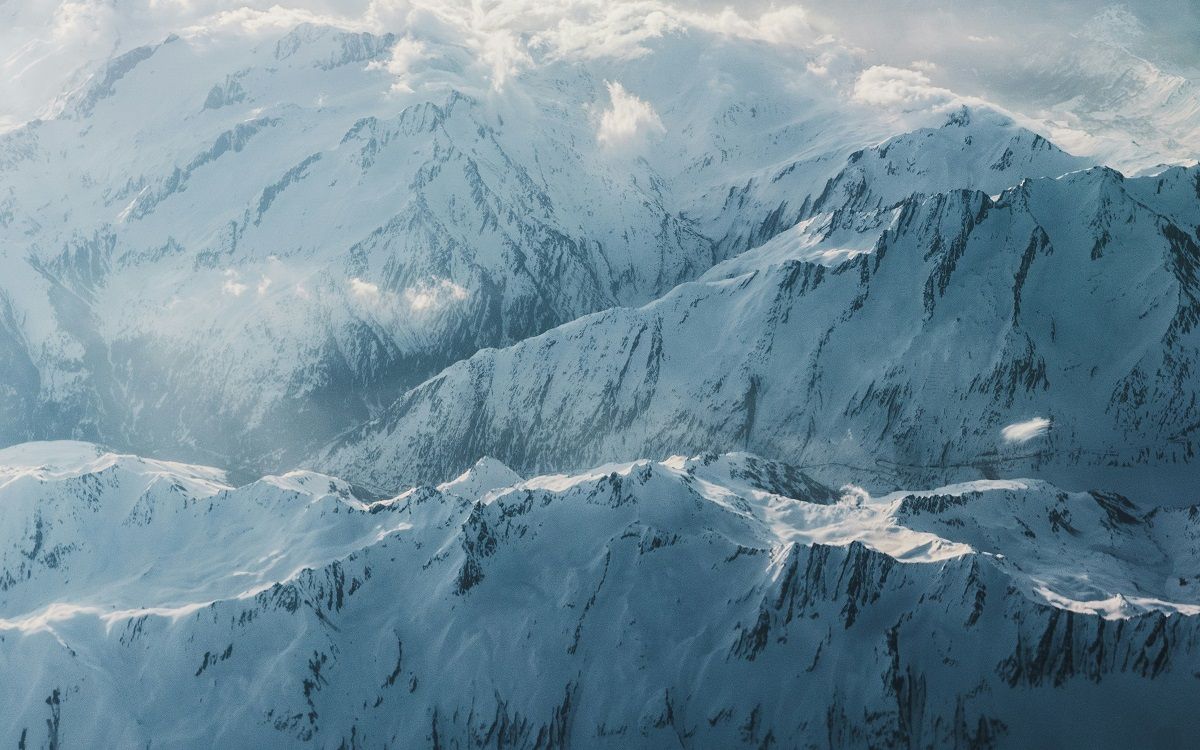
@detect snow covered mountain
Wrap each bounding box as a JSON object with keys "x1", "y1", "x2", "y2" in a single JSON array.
[
  {"x1": 318, "y1": 136, "x2": 1200, "y2": 506},
  {"x1": 3, "y1": 10, "x2": 1200, "y2": 748},
  {"x1": 2, "y1": 442, "x2": 1198, "y2": 747},
  {"x1": 0, "y1": 23, "x2": 1099, "y2": 474},
  {"x1": 0, "y1": 26, "x2": 785, "y2": 468}
]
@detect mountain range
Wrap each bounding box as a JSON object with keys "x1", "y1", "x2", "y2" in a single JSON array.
[{"x1": 1, "y1": 18, "x2": 1199, "y2": 749}]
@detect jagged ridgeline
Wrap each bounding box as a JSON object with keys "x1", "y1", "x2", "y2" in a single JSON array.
[
  {"x1": 320, "y1": 156, "x2": 1200, "y2": 506},
  {"x1": 1, "y1": 443, "x2": 1198, "y2": 747}
]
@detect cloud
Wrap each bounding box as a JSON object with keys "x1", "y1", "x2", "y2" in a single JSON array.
[
  {"x1": 531, "y1": 6, "x2": 679, "y2": 61},
  {"x1": 349, "y1": 277, "x2": 383, "y2": 304},
  {"x1": 477, "y1": 29, "x2": 532, "y2": 90},
  {"x1": 1, "y1": 1, "x2": 1197, "y2": 171},
  {"x1": 349, "y1": 276, "x2": 467, "y2": 312},
  {"x1": 851, "y1": 65, "x2": 956, "y2": 109},
  {"x1": 368, "y1": 35, "x2": 426, "y2": 93},
  {"x1": 1001, "y1": 417, "x2": 1051, "y2": 444},
  {"x1": 222, "y1": 269, "x2": 248, "y2": 296},
  {"x1": 403, "y1": 278, "x2": 468, "y2": 312},
  {"x1": 838, "y1": 484, "x2": 870, "y2": 507},
  {"x1": 185, "y1": 5, "x2": 357, "y2": 37},
  {"x1": 688, "y1": 5, "x2": 814, "y2": 46},
  {"x1": 596, "y1": 81, "x2": 664, "y2": 148}
]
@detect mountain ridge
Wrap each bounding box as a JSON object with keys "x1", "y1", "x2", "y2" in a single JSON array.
[
  {"x1": 2, "y1": 441, "x2": 1198, "y2": 747},
  {"x1": 316, "y1": 160, "x2": 1200, "y2": 506}
]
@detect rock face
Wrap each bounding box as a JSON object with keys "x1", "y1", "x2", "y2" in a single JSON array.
[{"x1": 1, "y1": 443, "x2": 1198, "y2": 748}]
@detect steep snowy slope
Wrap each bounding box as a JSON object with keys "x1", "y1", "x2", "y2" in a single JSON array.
[
  {"x1": 0, "y1": 26, "x2": 704, "y2": 467},
  {"x1": 707, "y1": 107, "x2": 1089, "y2": 270},
  {"x1": 1, "y1": 443, "x2": 1198, "y2": 748},
  {"x1": 319, "y1": 161, "x2": 1200, "y2": 506},
  {"x1": 0, "y1": 26, "x2": 724, "y2": 466},
  {"x1": 0, "y1": 21, "x2": 1100, "y2": 473}
]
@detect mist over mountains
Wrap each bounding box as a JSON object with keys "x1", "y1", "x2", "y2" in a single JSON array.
[{"x1": 1, "y1": 3, "x2": 1198, "y2": 747}]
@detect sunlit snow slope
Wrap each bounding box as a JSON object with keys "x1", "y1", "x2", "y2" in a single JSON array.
[{"x1": 2, "y1": 443, "x2": 1198, "y2": 747}]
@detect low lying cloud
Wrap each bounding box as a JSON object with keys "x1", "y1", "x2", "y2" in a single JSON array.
[
  {"x1": 839, "y1": 484, "x2": 870, "y2": 507},
  {"x1": 403, "y1": 277, "x2": 468, "y2": 312},
  {"x1": 851, "y1": 65, "x2": 956, "y2": 109},
  {"x1": 368, "y1": 35, "x2": 427, "y2": 93},
  {"x1": 349, "y1": 277, "x2": 383, "y2": 305},
  {"x1": 222, "y1": 268, "x2": 278, "y2": 298},
  {"x1": 222, "y1": 269, "x2": 248, "y2": 297},
  {"x1": 350, "y1": 276, "x2": 468, "y2": 313},
  {"x1": 1001, "y1": 417, "x2": 1051, "y2": 444},
  {"x1": 597, "y1": 81, "x2": 665, "y2": 148}
]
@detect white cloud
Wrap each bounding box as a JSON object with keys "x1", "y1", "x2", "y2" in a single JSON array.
[
  {"x1": 349, "y1": 275, "x2": 467, "y2": 312},
  {"x1": 403, "y1": 277, "x2": 468, "y2": 312},
  {"x1": 221, "y1": 269, "x2": 248, "y2": 296},
  {"x1": 349, "y1": 277, "x2": 382, "y2": 304},
  {"x1": 478, "y1": 29, "x2": 532, "y2": 90},
  {"x1": 596, "y1": 80, "x2": 664, "y2": 148},
  {"x1": 688, "y1": 5, "x2": 814, "y2": 46},
  {"x1": 183, "y1": 5, "x2": 357, "y2": 37},
  {"x1": 851, "y1": 65, "x2": 955, "y2": 109},
  {"x1": 368, "y1": 34, "x2": 426, "y2": 93},
  {"x1": 1001, "y1": 417, "x2": 1051, "y2": 444},
  {"x1": 256, "y1": 275, "x2": 272, "y2": 295},
  {"x1": 838, "y1": 484, "x2": 870, "y2": 507},
  {"x1": 531, "y1": 6, "x2": 679, "y2": 61},
  {"x1": 0, "y1": 1, "x2": 1196, "y2": 171}
]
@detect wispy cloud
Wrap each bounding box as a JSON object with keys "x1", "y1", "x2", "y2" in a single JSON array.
[
  {"x1": 349, "y1": 277, "x2": 383, "y2": 305},
  {"x1": 1001, "y1": 417, "x2": 1051, "y2": 444},
  {"x1": 350, "y1": 276, "x2": 468, "y2": 313},
  {"x1": 1, "y1": 1, "x2": 1196, "y2": 170},
  {"x1": 403, "y1": 278, "x2": 468, "y2": 312},
  {"x1": 597, "y1": 81, "x2": 664, "y2": 148},
  {"x1": 222, "y1": 269, "x2": 248, "y2": 297},
  {"x1": 368, "y1": 35, "x2": 427, "y2": 93},
  {"x1": 852, "y1": 65, "x2": 955, "y2": 109}
]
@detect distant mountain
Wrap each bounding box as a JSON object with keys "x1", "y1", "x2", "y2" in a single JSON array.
[
  {"x1": 1, "y1": 442, "x2": 1197, "y2": 747},
  {"x1": 0, "y1": 25, "x2": 859, "y2": 470}
]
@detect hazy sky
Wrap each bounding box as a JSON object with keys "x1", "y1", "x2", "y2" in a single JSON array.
[{"x1": 1, "y1": 0, "x2": 1196, "y2": 169}]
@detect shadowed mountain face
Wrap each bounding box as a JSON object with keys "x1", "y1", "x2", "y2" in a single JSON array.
[
  {"x1": 2, "y1": 443, "x2": 1198, "y2": 748},
  {"x1": 318, "y1": 156, "x2": 1200, "y2": 506}
]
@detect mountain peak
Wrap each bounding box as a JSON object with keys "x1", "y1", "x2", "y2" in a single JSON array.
[{"x1": 438, "y1": 456, "x2": 524, "y2": 498}]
